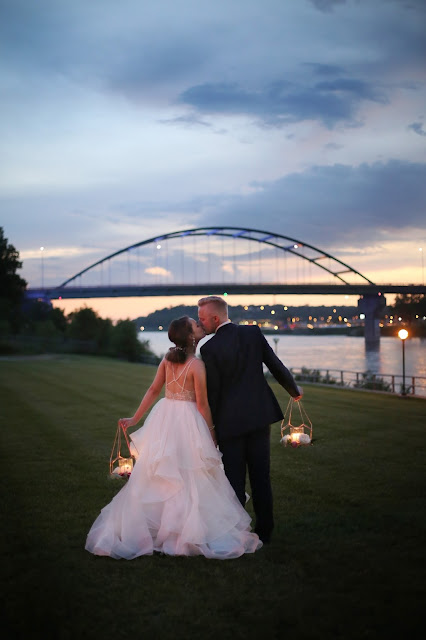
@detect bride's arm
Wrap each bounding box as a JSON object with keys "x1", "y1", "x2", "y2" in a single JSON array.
[
  {"x1": 119, "y1": 359, "x2": 166, "y2": 430},
  {"x1": 192, "y1": 361, "x2": 217, "y2": 445}
]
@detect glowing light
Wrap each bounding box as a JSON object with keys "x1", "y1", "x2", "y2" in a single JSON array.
[
  {"x1": 140, "y1": 326, "x2": 145, "y2": 331},
  {"x1": 156, "y1": 244, "x2": 162, "y2": 249},
  {"x1": 274, "y1": 326, "x2": 278, "y2": 330},
  {"x1": 398, "y1": 329, "x2": 408, "y2": 340},
  {"x1": 158, "y1": 325, "x2": 163, "y2": 330},
  {"x1": 271, "y1": 310, "x2": 275, "y2": 314},
  {"x1": 293, "y1": 244, "x2": 299, "y2": 249},
  {"x1": 359, "y1": 313, "x2": 365, "y2": 320}
]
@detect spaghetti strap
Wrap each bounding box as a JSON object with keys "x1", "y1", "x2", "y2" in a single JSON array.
[
  {"x1": 165, "y1": 357, "x2": 197, "y2": 402},
  {"x1": 182, "y1": 357, "x2": 195, "y2": 388},
  {"x1": 166, "y1": 357, "x2": 196, "y2": 390}
]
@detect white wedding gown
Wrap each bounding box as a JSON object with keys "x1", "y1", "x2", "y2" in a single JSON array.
[{"x1": 85, "y1": 358, "x2": 262, "y2": 560}]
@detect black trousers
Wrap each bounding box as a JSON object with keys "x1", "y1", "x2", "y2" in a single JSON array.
[{"x1": 218, "y1": 425, "x2": 273, "y2": 542}]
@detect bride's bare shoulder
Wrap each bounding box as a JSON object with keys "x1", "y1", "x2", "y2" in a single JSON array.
[{"x1": 191, "y1": 357, "x2": 206, "y2": 372}]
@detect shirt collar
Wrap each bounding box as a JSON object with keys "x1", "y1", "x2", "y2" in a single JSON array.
[{"x1": 215, "y1": 319, "x2": 232, "y2": 333}]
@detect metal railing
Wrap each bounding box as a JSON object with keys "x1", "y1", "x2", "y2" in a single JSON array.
[{"x1": 287, "y1": 367, "x2": 426, "y2": 397}]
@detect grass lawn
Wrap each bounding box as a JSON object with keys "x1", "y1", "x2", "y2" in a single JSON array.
[{"x1": 1, "y1": 354, "x2": 425, "y2": 639}]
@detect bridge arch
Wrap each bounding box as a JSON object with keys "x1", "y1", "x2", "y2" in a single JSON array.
[{"x1": 60, "y1": 226, "x2": 375, "y2": 287}]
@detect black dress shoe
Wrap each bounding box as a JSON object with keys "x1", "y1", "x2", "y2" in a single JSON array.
[{"x1": 256, "y1": 532, "x2": 271, "y2": 544}]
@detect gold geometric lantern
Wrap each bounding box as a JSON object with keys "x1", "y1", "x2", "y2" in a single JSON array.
[
  {"x1": 280, "y1": 398, "x2": 313, "y2": 447},
  {"x1": 109, "y1": 424, "x2": 138, "y2": 479}
]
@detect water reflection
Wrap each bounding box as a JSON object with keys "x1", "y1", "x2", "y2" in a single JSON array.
[
  {"x1": 365, "y1": 342, "x2": 381, "y2": 373},
  {"x1": 139, "y1": 331, "x2": 426, "y2": 380}
]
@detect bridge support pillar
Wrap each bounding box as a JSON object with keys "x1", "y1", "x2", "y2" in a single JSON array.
[{"x1": 358, "y1": 293, "x2": 386, "y2": 348}]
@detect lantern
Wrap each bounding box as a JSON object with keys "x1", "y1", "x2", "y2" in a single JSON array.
[
  {"x1": 111, "y1": 456, "x2": 134, "y2": 478},
  {"x1": 110, "y1": 424, "x2": 138, "y2": 479},
  {"x1": 280, "y1": 398, "x2": 312, "y2": 447}
]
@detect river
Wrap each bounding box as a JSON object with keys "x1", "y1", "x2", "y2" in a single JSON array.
[{"x1": 139, "y1": 330, "x2": 426, "y2": 384}]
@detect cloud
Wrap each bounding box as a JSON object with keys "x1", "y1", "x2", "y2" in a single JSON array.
[
  {"x1": 196, "y1": 159, "x2": 426, "y2": 248},
  {"x1": 408, "y1": 122, "x2": 426, "y2": 136},
  {"x1": 179, "y1": 75, "x2": 387, "y2": 128},
  {"x1": 309, "y1": 0, "x2": 346, "y2": 12},
  {"x1": 145, "y1": 266, "x2": 172, "y2": 277},
  {"x1": 1, "y1": 0, "x2": 425, "y2": 291},
  {"x1": 159, "y1": 114, "x2": 214, "y2": 129}
]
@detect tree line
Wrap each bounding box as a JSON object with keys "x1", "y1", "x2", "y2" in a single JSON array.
[{"x1": 0, "y1": 228, "x2": 157, "y2": 362}]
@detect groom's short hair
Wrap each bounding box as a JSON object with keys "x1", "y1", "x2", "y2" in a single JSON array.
[{"x1": 198, "y1": 295, "x2": 228, "y2": 315}]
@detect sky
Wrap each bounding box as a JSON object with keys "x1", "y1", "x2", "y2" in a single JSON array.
[{"x1": 1, "y1": 0, "x2": 425, "y2": 320}]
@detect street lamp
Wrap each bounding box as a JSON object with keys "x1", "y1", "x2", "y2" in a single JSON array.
[
  {"x1": 40, "y1": 246, "x2": 45, "y2": 289},
  {"x1": 398, "y1": 329, "x2": 408, "y2": 396}
]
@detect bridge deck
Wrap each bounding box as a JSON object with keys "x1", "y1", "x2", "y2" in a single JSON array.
[{"x1": 28, "y1": 283, "x2": 425, "y2": 299}]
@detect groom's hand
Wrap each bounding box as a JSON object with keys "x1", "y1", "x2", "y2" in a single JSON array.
[{"x1": 293, "y1": 387, "x2": 303, "y2": 401}]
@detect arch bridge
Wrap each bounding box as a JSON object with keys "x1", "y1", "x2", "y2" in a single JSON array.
[{"x1": 29, "y1": 226, "x2": 425, "y2": 346}]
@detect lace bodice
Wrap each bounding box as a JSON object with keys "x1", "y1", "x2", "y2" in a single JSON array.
[{"x1": 165, "y1": 358, "x2": 196, "y2": 402}]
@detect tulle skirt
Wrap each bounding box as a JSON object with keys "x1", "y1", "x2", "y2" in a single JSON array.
[{"x1": 85, "y1": 398, "x2": 262, "y2": 560}]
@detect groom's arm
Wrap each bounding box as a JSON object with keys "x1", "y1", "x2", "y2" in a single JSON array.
[{"x1": 200, "y1": 345, "x2": 221, "y2": 424}]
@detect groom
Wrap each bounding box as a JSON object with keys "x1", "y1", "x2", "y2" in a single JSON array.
[{"x1": 198, "y1": 296, "x2": 302, "y2": 544}]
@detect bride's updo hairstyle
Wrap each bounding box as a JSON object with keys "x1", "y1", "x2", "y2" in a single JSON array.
[{"x1": 166, "y1": 316, "x2": 193, "y2": 363}]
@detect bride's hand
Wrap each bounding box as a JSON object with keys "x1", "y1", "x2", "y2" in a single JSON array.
[{"x1": 118, "y1": 417, "x2": 133, "y2": 431}]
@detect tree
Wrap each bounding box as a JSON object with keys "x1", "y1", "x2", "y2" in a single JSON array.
[
  {"x1": 67, "y1": 306, "x2": 115, "y2": 353},
  {"x1": 110, "y1": 319, "x2": 145, "y2": 362},
  {"x1": 68, "y1": 306, "x2": 103, "y2": 342},
  {"x1": 393, "y1": 294, "x2": 426, "y2": 322},
  {"x1": 0, "y1": 227, "x2": 27, "y2": 333},
  {"x1": 21, "y1": 299, "x2": 67, "y2": 337}
]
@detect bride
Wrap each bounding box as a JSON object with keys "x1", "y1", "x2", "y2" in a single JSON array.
[{"x1": 85, "y1": 316, "x2": 262, "y2": 560}]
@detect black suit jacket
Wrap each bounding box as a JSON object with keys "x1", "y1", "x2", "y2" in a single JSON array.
[{"x1": 200, "y1": 323, "x2": 300, "y2": 440}]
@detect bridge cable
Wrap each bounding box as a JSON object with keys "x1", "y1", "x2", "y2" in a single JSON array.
[
  {"x1": 193, "y1": 233, "x2": 196, "y2": 285},
  {"x1": 222, "y1": 235, "x2": 224, "y2": 285}
]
